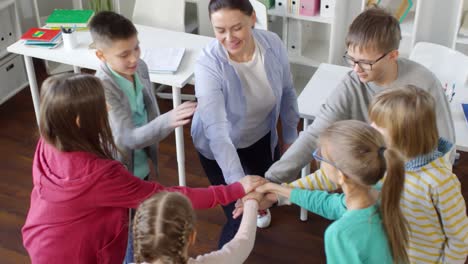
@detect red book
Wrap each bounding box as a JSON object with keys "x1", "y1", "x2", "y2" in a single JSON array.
[{"x1": 21, "y1": 28, "x2": 61, "y2": 42}]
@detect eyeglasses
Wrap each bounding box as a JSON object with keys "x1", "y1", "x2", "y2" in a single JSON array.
[
  {"x1": 312, "y1": 148, "x2": 340, "y2": 170},
  {"x1": 342, "y1": 51, "x2": 390, "y2": 71}
]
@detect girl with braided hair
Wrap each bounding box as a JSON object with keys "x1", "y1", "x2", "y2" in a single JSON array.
[{"x1": 133, "y1": 191, "x2": 262, "y2": 263}]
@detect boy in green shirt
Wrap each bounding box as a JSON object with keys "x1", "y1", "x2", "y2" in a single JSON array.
[{"x1": 89, "y1": 11, "x2": 197, "y2": 263}]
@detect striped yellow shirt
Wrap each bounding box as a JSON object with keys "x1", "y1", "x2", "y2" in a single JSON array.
[{"x1": 288, "y1": 141, "x2": 468, "y2": 263}]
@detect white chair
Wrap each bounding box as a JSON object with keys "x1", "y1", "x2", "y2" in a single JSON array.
[
  {"x1": 409, "y1": 42, "x2": 468, "y2": 94},
  {"x1": 132, "y1": 0, "x2": 197, "y2": 101},
  {"x1": 251, "y1": 0, "x2": 268, "y2": 30},
  {"x1": 409, "y1": 42, "x2": 468, "y2": 156},
  {"x1": 132, "y1": 0, "x2": 197, "y2": 33},
  {"x1": 196, "y1": 0, "x2": 269, "y2": 37}
]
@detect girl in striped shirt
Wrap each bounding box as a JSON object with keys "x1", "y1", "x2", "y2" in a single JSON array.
[{"x1": 282, "y1": 86, "x2": 468, "y2": 263}]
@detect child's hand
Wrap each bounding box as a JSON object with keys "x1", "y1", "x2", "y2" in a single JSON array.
[
  {"x1": 238, "y1": 175, "x2": 267, "y2": 194},
  {"x1": 256, "y1": 182, "x2": 277, "y2": 193},
  {"x1": 232, "y1": 192, "x2": 275, "y2": 219},
  {"x1": 256, "y1": 182, "x2": 292, "y2": 199},
  {"x1": 232, "y1": 200, "x2": 244, "y2": 219},
  {"x1": 243, "y1": 191, "x2": 264, "y2": 203},
  {"x1": 258, "y1": 193, "x2": 278, "y2": 210},
  {"x1": 169, "y1": 101, "x2": 197, "y2": 128}
]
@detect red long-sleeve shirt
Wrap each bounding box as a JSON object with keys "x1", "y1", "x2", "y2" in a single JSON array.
[{"x1": 22, "y1": 139, "x2": 245, "y2": 264}]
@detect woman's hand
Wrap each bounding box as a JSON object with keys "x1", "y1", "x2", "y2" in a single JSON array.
[
  {"x1": 238, "y1": 175, "x2": 267, "y2": 194},
  {"x1": 168, "y1": 101, "x2": 197, "y2": 128}
]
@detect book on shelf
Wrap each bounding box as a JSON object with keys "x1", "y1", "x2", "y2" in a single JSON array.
[
  {"x1": 141, "y1": 48, "x2": 186, "y2": 74},
  {"x1": 21, "y1": 28, "x2": 62, "y2": 48},
  {"x1": 45, "y1": 9, "x2": 95, "y2": 28}
]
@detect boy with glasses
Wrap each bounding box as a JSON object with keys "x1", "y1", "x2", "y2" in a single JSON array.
[{"x1": 265, "y1": 7, "x2": 455, "y2": 183}]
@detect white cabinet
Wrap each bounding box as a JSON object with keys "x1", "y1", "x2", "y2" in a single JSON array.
[
  {"x1": 269, "y1": 0, "x2": 364, "y2": 67},
  {"x1": 455, "y1": 0, "x2": 468, "y2": 55},
  {"x1": 396, "y1": 0, "x2": 468, "y2": 57},
  {"x1": 267, "y1": 0, "x2": 364, "y2": 93},
  {"x1": 0, "y1": 0, "x2": 27, "y2": 105}
]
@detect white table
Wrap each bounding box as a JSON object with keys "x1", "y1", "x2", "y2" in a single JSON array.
[
  {"x1": 7, "y1": 24, "x2": 214, "y2": 186},
  {"x1": 296, "y1": 63, "x2": 468, "y2": 220},
  {"x1": 450, "y1": 103, "x2": 468, "y2": 152},
  {"x1": 296, "y1": 63, "x2": 350, "y2": 221}
]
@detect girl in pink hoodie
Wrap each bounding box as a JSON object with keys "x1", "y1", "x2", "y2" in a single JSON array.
[{"x1": 22, "y1": 73, "x2": 264, "y2": 264}]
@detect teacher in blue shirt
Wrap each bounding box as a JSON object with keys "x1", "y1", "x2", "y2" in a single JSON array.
[{"x1": 191, "y1": 0, "x2": 299, "y2": 248}]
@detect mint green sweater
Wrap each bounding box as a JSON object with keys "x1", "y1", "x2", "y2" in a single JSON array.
[{"x1": 291, "y1": 189, "x2": 393, "y2": 264}]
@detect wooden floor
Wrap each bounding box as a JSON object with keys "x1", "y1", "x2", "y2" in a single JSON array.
[{"x1": 1, "y1": 60, "x2": 467, "y2": 264}]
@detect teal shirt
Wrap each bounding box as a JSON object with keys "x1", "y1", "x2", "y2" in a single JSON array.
[
  {"x1": 291, "y1": 189, "x2": 393, "y2": 264},
  {"x1": 108, "y1": 65, "x2": 150, "y2": 179}
]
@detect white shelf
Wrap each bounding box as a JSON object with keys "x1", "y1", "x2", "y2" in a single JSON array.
[
  {"x1": 400, "y1": 11, "x2": 415, "y2": 37},
  {"x1": 267, "y1": 7, "x2": 333, "y2": 24},
  {"x1": 457, "y1": 34, "x2": 468, "y2": 45},
  {"x1": 289, "y1": 40, "x2": 329, "y2": 67}
]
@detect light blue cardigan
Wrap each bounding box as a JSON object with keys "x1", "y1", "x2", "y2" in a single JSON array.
[{"x1": 191, "y1": 29, "x2": 299, "y2": 184}]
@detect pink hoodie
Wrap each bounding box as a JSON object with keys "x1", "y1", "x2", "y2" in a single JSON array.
[{"x1": 22, "y1": 139, "x2": 245, "y2": 264}]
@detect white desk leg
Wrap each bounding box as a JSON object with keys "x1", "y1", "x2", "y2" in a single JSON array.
[
  {"x1": 24, "y1": 56, "x2": 40, "y2": 126},
  {"x1": 300, "y1": 118, "x2": 311, "y2": 221},
  {"x1": 73, "y1": 66, "x2": 81, "y2": 73},
  {"x1": 172, "y1": 86, "x2": 186, "y2": 186}
]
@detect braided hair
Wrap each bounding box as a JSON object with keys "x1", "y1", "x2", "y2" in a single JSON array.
[{"x1": 133, "y1": 192, "x2": 196, "y2": 264}]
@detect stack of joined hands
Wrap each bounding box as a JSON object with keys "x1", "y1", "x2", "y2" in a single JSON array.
[{"x1": 234, "y1": 175, "x2": 292, "y2": 219}]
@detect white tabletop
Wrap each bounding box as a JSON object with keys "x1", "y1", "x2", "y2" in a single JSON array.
[
  {"x1": 298, "y1": 63, "x2": 468, "y2": 152},
  {"x1": 7, "y1": 24, "x2": 213, "y2": 88},
  {"x1": 450, "y1": 103, "x2": 468, "y2": 152},
  {"x1": 297, "y1": 63, "x2": 350, "y2": 120}
]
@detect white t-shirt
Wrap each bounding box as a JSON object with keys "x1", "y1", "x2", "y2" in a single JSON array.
[{"x1": 229, "y1": 40, "x2": 275, "y2": 148}]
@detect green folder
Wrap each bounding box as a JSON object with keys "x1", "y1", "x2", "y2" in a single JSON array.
[{"x1": 45, "y1": 9, "x2": 95, "y2": 28}]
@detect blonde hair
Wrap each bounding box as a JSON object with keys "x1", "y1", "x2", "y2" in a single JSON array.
[
  {"x1": 369, "y1": 85, "x2": 438, "y2": 159},
  {"x1": 133, "y1": 192, "x2": 196, "y2": 264},
  {"x1": 346, "y1": 7, "x2": 401, "y2": 53},
  {"x1": 320, "y1": 120, "x2": 409, "y2": 264},
  {"x1": 39, "y1": 73, "x2": 118, "y2": 159}
]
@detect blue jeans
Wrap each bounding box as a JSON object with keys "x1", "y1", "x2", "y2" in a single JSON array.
[{"x1": 198, "y1": 132, "x2": 279, "y2": 248}]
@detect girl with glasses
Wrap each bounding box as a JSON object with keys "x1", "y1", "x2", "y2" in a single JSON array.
[{"x1": 256, "y1": 120, "x2": 408, "y2": 264}]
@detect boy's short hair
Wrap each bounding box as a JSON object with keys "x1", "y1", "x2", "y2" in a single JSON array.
[
  {"x1": 89, "y1": 11, "x2": 137, "y2": 48},
  {"x1": 346, "y1": 7, "x2": 401, "y2": 53}
]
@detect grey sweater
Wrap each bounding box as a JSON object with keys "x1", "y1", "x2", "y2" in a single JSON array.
[
  {"x1": 266, "y1": 58, "x2": 456, "y2": 183},
  {"x1": 95, "y1": 59, "x2": 173, "y2": 174}
]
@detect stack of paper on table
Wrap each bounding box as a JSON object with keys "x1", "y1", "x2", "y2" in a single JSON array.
[{"x1": 141, "y1": 48, "x2": 185, "y2": 74}]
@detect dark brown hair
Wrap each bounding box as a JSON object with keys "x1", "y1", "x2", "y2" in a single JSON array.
[
  {"x1": 208, "y1": 0, "x2": 254, "y2": 17},
  {"x1": 346, "y1": 7, "x2": 401, "y2": 53},
  {"x1": 369, "y1": 85, "x2": 439, "y2": 159},
  {"x1": 133, "y1": 192, "x2": 196, "y2": 264},
  {"x1": 320, "y1": 120, "x2": 409, "y2": 264},
  {"x1": 89, "y1": 11, "x2": 137, "y2": 48},
  {"x1": 39, "y1": 73, "x2": 118, "y2": 160}
]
